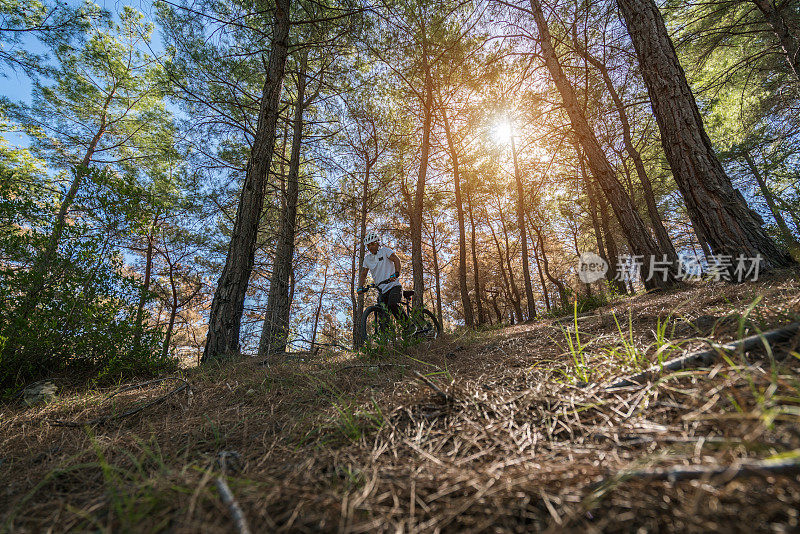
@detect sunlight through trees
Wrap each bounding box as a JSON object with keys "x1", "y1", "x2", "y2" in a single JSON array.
[{"x1": 0, "y1": 0, "x2": 797, "y2": 382}]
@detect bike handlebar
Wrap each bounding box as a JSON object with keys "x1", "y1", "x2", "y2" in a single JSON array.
[{"x1": 360, "y1": 276, "x2": 396, "y2": 293}]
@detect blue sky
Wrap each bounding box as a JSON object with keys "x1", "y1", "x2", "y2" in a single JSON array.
[{"x1": 2, "y1": 0, "x2": 162, "y2": 148}]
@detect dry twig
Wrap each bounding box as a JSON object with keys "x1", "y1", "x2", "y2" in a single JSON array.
[
  {"x1": 608, "y1": 322, "x2": 800, "y2": 389},
  {"x1": 49, "y1": 377, "x2": 191, "y2": 427},
  {"x1": 590, "y1": 455, "x2": 800, "y2": 490},
  {"x1": 215, "y1": 476, "x2": 251, "y2": 534},
  {"x1": 412, "y1": 370, "x2": 455, "y2": 403}
]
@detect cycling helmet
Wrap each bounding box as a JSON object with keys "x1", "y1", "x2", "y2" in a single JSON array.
[{"x1": 364, "y1": 231, "x2": 380, "y2": 246}]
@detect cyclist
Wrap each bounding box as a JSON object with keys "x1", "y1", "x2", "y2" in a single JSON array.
[{"x1": 357, "y1": 232, "x2": 406, "y2": 328}]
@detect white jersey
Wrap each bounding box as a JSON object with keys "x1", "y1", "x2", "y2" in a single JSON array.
[{"x1": 363, "y1": 246, "x2": 400, "y2": 291}]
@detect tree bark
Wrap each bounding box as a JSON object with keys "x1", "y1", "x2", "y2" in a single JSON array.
[
  {"x1": 751, "y1": 0, "x2": 800, "y2": 82},
  {"x1": 441, "y1": 105, "x2": 474, "y2": 328},
  {"x1": 530, "y1": 220, "x2": 568, "y2": 308},
  {"x1": 530, "y1": 0, "x2": 678, "y2": 288},
  {"x1": 162, "y1": 268, "x2": 179, "y2": 361},
  {"x1": 582, "y1": 162, "x2": 608, "y2": 266},
  {"x1": 311, "y1": 262, "x2": 328, "y2": 351},
  {"x1": 353, "y1": 158, "x2": 373, "y2": 348},
  {"x1": 511, "y1": 134, "x2": 536, "y2": 320},
  {"x1": 498, "y1": 205, "x2": 524, "y2": 322},
  {"x1": 486, "y1": 210, "x2": 523, "y2": 322},
  {"x1": 531, "y1": 236, "x2": 551, "y2": 312},
  {"x1": 411, "y1": 34, "x2": 432, "y2": 310},
  {"x1": 466, "y1": 187, "x2": 485, "y2": 324},
  {"x1": 203, "y1": 0, "x2": 291, "y2": 362},
  {"x1": 577, "y1": 144, "x2": 624, "y2": 295},
  {"x1": 258, "y1": 51, "x2": 307, "y2": 356},
  {"x1": 617, "y1": 0, "x2": 795, "y2": 271},
  {"x1": 490, "y1": 292, "x2": 503, "y2": 325},
  {"x1": 576, "y1": 47, "x2": 678, "y2": 262},
  {"x1": 429, "y1": 212, "x2": 444, "y2": 327},
  {"x1": 775, "y1": 195, "x2": 800, "y2": 235},
  {"x1": 133, "y1": 212, "x2": 159, "y2": 349},
  {"x1": 597, "y1": 191, "x2": 628, "y2": 293},
  {"x1": 350, "y1": 218, "x2": 360, "y2": 348}
]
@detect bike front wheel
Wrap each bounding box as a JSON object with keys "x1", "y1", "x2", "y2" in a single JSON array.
[{"x1": 360, "y1": 305, "x2": 394, "y2": 347}]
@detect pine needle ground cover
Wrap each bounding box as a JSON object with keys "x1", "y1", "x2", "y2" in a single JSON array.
[{"x1": 2, "y1": 272, "x2": 799, "y2": 533}]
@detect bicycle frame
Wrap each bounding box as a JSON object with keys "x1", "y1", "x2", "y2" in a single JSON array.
[
  {"x1": 361, "y1": 276, "x2": 409, "y2": 320},
  {"x1": 359, "y1": 276, "x2": 440, "y2": 343}
]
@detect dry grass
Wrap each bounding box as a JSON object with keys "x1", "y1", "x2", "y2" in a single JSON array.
[{"x1": 2, "y1": 270, "x2": 800, "y2": 533}]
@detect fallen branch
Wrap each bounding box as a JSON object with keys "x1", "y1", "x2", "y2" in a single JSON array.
[
  {"x1": 590, "y1": 433, "x2": 744, "y2": 448},
  {"x1": 412, "y1": 370, "x2": 455, "y2": 403},
  {"x1": 607, "y1": 322, "x2": 800, "y2": 389},
  {"x1": 49, "y1": 377, "x2": 191, "y2": 427},
  {"x1": 590, "y1": 455, "x2": 800, "y2": 490},
  {"x1": 214, "y1": 450, "x2": 250, "y2": 534},
  {"x1": 215, "y1": 476, "x2": 251, "y2": 534},
  {"x1": 334, "y1": 363, "x2": 409, "y2": 373}
]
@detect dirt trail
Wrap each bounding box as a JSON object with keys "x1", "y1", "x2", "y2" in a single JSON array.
[{"x1": 2, "y1": 272, "x2": 800, "y2": 532}]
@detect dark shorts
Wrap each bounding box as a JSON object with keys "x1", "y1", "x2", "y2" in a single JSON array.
[
  {"x1": 378, "y1": 285, "x2": 406, "y2": 321},
  {"x1": 379, "y1": 285, "x2": 404, "y2": 320}
]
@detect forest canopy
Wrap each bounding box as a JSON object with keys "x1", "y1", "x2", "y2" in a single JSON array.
[{"x1": 1, "y1": 0, "x2": 798, "y2": 389}]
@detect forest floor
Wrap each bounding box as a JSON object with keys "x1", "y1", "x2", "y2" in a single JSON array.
[{"x1": 2, "y1": 270, "x2": 800, "y2": 533}]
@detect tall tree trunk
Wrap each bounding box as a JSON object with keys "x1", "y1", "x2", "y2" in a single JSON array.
[
  {"x1": 693, "y1": 220, "x2": 713, "y2": 260},
  {"x1": 582, "y1": 165, "x2": 608, "y2": 266},
  {"x1": 775, "y1": 195, "x2": 800, "y2": 235},
  {"x1": 576, "y1": 48, "x2": 678, "y2": 261},
  {"x1": 498, "y1": 205, "x2": 524, "y2": 322},
  {"x1": 203, "y1": 0, "x2": 291, "y2": 362},
  {"x1": 466, "y1": 188, "x2": 485, "y2": 324},
  {"x1": 433, "y1": 256, "x2": 443, "y2": 326},
  {"x1": 487, "y1": 211, "x2": 523, "y2": 322},
  {"x1": 616, "y1": 0, "x2": 795, "y2": 271},
  {"x1": 350, "y1": 218, "x2": 360, "y2": 348},
  {"x1": 742, "y1": 150, "x2": 800, "y2": 258},
  {"x1": 162, "y1": 269, "x2": 179, "y2": 361},
  {"x1": 530, "y1": 0, "x2": 679, "y2": 288},
  {"x1": 531, "y1": 237, "x2": 551, "y2": 312},
  {"x1": 133, "y1": 212, "x2": 159, "y2": 349},
  {"x1": 429, "y1": 212, "x2": 443, "y2": 327},
  {"x1": 20, "y1": 92, "x2": 113, "y2": 319},
  {"x1": 569, "y1": 218, "x2": 592, "y2": 297},
  {"x1": 751, "y1": 0, "x2": 800, "y2": 82},
  {"x1": 353, "y1": 159, "x2": 373, "y2": 348},
  {"x1": 311, "y1": 263, "x2": 328, "y2": 351},
  {"x1": 490, "y1": 292, "x2": 503, "y2": 325},
  {"x1": 441, "y1": 105, "x2": 474, "y2": 328},
  {"x1": 577, "y1": 145, "x2": 621, "y2": 295},
  {"x1": 530, "y1": 220, "x2": 568, "y2": 308},
  {"x1": 259, "y1": 53, "x2": 307, "y2": 356},
  {"x1": 597, "y1": 192, "x2": 628, "y2": 294},
  {"x1": 411, "y1": 36, "x2": 432, "y2": 310},
  {"x1": 511, "y1": 134, "x2": 537, "y2": 320}
]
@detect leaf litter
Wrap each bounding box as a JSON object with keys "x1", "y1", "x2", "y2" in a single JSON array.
[{"x1": 1, "y1": 271, "x2": 800, "y2": 532}]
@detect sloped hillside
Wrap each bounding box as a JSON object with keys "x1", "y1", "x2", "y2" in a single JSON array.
[{"x1": 2, "y1": 271, "x2": 800, "y2": 533}]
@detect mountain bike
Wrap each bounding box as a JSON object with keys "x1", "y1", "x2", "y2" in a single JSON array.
[{"x1": 358, "y1": 276, "x2": 442, "y2": 348}]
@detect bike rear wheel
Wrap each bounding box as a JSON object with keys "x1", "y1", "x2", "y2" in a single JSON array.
[{"x1": 410, "y1": 308, "x2": 441, "y2": 340}]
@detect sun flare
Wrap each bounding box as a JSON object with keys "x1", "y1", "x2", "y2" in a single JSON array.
[{"x1": 491, "y1": 119, "x2": 513, "y2": 144}]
